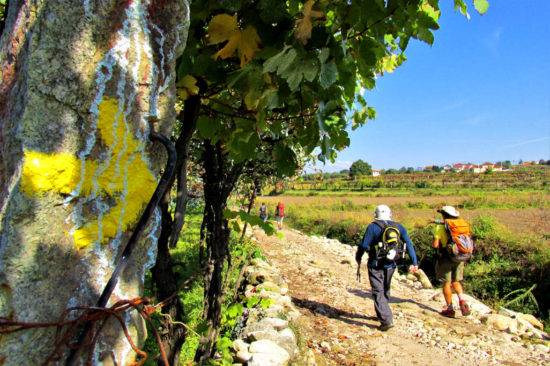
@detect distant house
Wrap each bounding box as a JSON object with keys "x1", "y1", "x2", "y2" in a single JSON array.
[
  {"x1": 493, "y1": 165, "x2": 503, "y2": 171},
  {"x1": 481, "y1": 162, "x2": 494, "y2": 172},
  {"x1": 452, "y1": 163, "x2": 470, "y2": 172},
  {"x1": 442, "y1": 164, "x2": 452, "y2": 172},
  {"x1": 470, "y1": 164, "x2": 482, "y2": 173},
  {"x1": 372, "y1": 169, "x2": 380, "y2": 177}
]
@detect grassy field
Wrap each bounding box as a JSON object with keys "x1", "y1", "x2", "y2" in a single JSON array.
[{"x1": 257, "y1": 191, "x2": 550, "y2": 240}]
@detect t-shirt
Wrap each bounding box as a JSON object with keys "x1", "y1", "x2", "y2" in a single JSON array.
[
  {"x1": 434, "y1": 224, "x2": 450, "y2": 257},
  {"x1": 433, "y1": 224, "x2": 449, "y2": 246}
]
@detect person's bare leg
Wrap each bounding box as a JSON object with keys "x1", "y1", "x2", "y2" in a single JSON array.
[
  {"x1": 452, "y1": 281, "x2": 464, "y2": 295},
  {"x1": 443, "y1": 281, "x2": 453, "y2": 305}
]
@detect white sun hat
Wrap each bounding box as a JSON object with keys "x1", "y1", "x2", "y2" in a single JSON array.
[
  {"x1": 374, "y1": 204, "x2": 392, "y2": 220},
  {"x1": 438, "y1": 206, "x2": 460, "y2": 218}
]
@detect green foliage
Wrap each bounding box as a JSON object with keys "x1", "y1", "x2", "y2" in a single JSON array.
[
  {"x1": 501, "y1": 284, "x2": 540, "y2": 314},
  {"x1": 214, "y1": 336, "x2": 234, "y2": 365},
  {"x1": 325, "y1": 220, "x2": 364, "y2": 246},
  {"x1": 414, "y1": 180, "x2": 430, "y2": 188},
  {"x1": 178, "y1": 0, "x2": 483, "y2": 175},
  {"x1": 224, "y1": 208, "x2": 282, "y2": 238},
  {"x1": 470, "y1": 214, "x2": 504, "y2": 242},
  {"x1": 142, "y1": 204, "x2": 269, "y2": 365},
  {"x1": 408, "y1": 225, "x2": 439, "y2": 277},
  {"x1": 349, "y1": 159, "x2": 373, "y2": 179}
]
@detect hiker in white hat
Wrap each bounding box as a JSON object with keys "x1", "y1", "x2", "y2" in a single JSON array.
[
  {"x1": 355, "y1": 205, "x2": 419, "y2": 331},
  {"x1": 432, "y1": 206, "x2": 472, "y2": 318}
]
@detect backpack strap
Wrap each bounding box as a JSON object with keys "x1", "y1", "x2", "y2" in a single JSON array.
[{"x1": 374, "y1": 220, "x2": 390, "y2": 230}]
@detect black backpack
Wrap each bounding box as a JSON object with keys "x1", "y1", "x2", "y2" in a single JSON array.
[{"x1": 373, "y1": 221, "x2": 406, "y2": 262}]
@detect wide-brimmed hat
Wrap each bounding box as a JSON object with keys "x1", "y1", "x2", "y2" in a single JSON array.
[{"x1": 438, "y1": 206, "x2": 460, "y2": 217}]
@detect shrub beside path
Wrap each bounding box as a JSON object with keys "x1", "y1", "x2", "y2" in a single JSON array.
[{"x1": 251, "y1": 227, "x2": 550, "y2": 365}]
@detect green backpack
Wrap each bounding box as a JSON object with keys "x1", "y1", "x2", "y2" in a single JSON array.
[{"x1": 374, "y1": 221, "x2": 406, "y2": 262}]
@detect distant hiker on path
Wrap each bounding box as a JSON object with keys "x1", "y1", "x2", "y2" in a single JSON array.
[
  {"x1": 355, "y1": 205, "x2": 419, "y2": 331},
  {"x1": 259, "y1": 202, "x2": 268, "y2": 223},
  {"x1": 274, "y1": 202, "x2": 285, "y2": 230},
  {"x1": 431, "y1": 205, "x2": 472, "y2": 318}
]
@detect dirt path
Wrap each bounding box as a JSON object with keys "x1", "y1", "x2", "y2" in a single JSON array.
[{"x1": 252, "y1": 227, "x2": 548, "y2": 366}]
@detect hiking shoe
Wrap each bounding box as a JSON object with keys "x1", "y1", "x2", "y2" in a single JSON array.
[
  {"x1": 440, "y1": 308, "x2": 456, "y2": 318},
  {"x1": 378, "y1": 323, "x2": 394, "y2": 331},
  {"x1": 460, "y1": 300, "x2": 470, "y2": 316}
]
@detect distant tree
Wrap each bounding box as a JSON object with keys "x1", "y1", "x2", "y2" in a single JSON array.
[
  {"x1": 406, "y1": 167, "x2": 415, "y2": 174},
  {"x1": 539, "y1": 159, "x2": 546, "y2": 165},
  {"x1": 385, "y1": 168, "x2": 398, "y2": 174},
  {"x1": 349, "y1": 159, "x2": 372, "y2": 179},
  {"x1": 398, "y1": 166, "x2": 407, "y2": 174},
  {"x1": 340, "y1": 169, "x2": 350, "y2": 175}
]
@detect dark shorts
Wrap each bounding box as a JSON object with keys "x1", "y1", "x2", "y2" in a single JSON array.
[{"x1": 436, "y1": 256, "x2": 464, "y2": 283}]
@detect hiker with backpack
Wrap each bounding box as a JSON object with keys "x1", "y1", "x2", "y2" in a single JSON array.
[
  {"x1": 259, "y1": 202, "x2": 268, "y2": 223},
  {"x1": 431, "y1": 206, "x2": 473, "y2": 318},
  {"x1": 355, "y1": 205, "x2": 419, "y2": 331},
  {"x1": 274, "y1": 202, "x2": 285, "y2": 230}
]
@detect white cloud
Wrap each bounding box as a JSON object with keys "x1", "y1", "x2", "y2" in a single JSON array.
[
  {"x1": 504, "y1": 136, "x2": 549, "y2": 149},
  {"x1": 482, "y1": 27, "x2": 503, "y2": 55},
  {"x1": 459, "y1": 113, "x2": 490, "y2": 126},
  {"x1": 416, "y1": 99, "x2": 468, "y2": 119},
  {"x1": 303, "y1": 160, "x2": 352, "y2": 173}
]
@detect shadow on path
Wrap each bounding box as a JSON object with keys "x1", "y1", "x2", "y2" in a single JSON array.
[
  {"x1": 292, "y1": 296, "x2": 379, "y2": 329},
  {"x1": 348, "y1": 288, "x2": 440, "y2": 314}
]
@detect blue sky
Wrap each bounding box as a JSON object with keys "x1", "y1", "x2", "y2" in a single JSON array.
[{"x1": 312, "y1": 0, "x2": 550, "y2": 172}]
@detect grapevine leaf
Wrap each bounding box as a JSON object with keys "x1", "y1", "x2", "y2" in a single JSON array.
[
  {"x1": 281, "y1": 54, "x2": 319, "y2": 91},
  {"x1": 367, "y1": 106, "x2": 376, "y2": 119},
  {"x1": 319, "y1": 60, "x2": 338, "y2": 89},
  {"x1": 207, "y1": 14, "x2": 238, "y2": 45},
  {"x1": 207, "y1": 14, "x2": 261, "y2": 67},
  {"x1": 420, "y1": 2, "x2": 441, "y2": 28},
  {"x1": 197, "y1": 116, "x2": 221, "y2": 140},
  {"x1": 295, "y1": 0, "x2": 325, "y2": 45},
  {"x1": 273, "y1": 142, "x2": 297, "y2": 176},
  {"x1": 319, "y1": 47, "x2": 330, "y2": 63},
  {"x1": 416, "y1": 28, "x2": 435, "y2": 45},
  {"x1": 231, "y1": 221, "x2": 241, "y2": 233},
  {"x1": 454, "y1": 0, "x2": 471, "y2": 19},
  {"x1": 263, "y1": 46, "x2": 296, "y2": 75},
  {"x1": 473, "y1": 0, "x2": 489, "y2": 15},
  {"x1": 224, "y1": 208, "x2": 278, "y2": 236},
  {"x1": 238, "y1": 27, "x2": 262, "y2": 66},
  {"x1": 176, "y1": 75, "x2": 199, "y2": 101}
]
